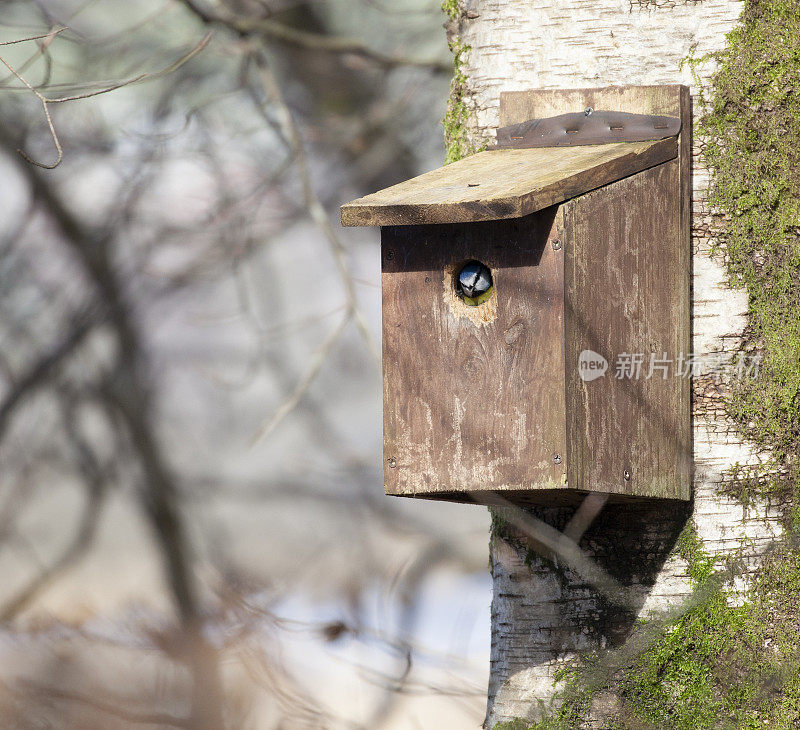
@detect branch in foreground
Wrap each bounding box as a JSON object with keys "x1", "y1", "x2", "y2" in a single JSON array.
[
  {"x1": 0, "y1": 314, "x2": 96, "y2": 442},
  {"x1": 476, "y1": 492, "x2": 643, "y2": 611},
  {"x1": 0, "y1": 122, "x2": 224, "y2": 730},
  {"x1": 0, "y1": 404, "x2": 106, "y2": 622}
]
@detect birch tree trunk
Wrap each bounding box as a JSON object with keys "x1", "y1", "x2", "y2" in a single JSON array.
[{"x1": 443, "y1": 2, "x2": 786, "y2": 726}]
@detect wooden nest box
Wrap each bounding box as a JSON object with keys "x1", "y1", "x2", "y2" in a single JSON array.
[{"x1": 341, "y1": 86, "x2": 692, "y2": 506}]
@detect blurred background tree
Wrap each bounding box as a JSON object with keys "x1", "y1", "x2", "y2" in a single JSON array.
[{"x1": 0, "y1": 2, "x2": 490, "y2": 727}]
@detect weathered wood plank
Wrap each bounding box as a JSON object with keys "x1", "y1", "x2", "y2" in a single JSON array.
[
  {"x1": 341, "y1": 138, "x2": 676, "y2": 227},
  {"x1": 499, "y1": 85, "x2": 692, "y2": 503},
  {"x1": 381, "y1": 212, "x2": 569, "y2": 501},
  {"x1": 563, "y1": 161, "x2": 691, "y2": 501}
]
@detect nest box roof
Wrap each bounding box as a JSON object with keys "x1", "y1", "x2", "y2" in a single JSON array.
[{"x1": 340, "y1": 137, "x2": 677, "y2": 227}]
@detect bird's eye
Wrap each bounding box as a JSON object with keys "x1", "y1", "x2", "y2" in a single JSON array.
[{"x1": 455, "y1": 260, "x2": 493, "y2": 305}]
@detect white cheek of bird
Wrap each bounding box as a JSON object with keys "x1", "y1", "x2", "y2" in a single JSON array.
[{"x1": 456, "y1": 260, "x2": 493, "y2": 306}]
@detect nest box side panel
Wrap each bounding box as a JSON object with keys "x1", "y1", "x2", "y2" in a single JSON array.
[
  {"x1": 563, "y1": 159, "x2": 691, "y2": 500},
  {"x1": 501, "y1": 84, "x2": 691, "y2": 502},
  {"x1": 381, "y1": 213, "x2": 568, "y2": 504}
]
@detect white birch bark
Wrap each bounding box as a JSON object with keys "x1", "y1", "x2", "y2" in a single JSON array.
[{"x1": 446, "y1": 2, "x2": 786, "y2": 726}]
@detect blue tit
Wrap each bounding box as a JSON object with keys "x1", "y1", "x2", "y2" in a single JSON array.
[{"x1": 456, "y1": 260, "x2": 493, "y2": 305}]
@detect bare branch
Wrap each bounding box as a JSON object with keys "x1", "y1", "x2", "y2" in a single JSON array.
[
  {"x1": 0, "y1": 33, "x2": 211, "y2": 167},
  {"x1": 0, "y1": 396, "x2": 106, "y2": 622},
  {"x1": 249, "y1": 51, "x2": 381, "y2": 363},
  {"x1": 563, "y1": 492, "x2": 610, "y2": 543},
  {"x1": 0, "y1": 120, "x2": 224, "y2": 730},
  {"x1": 181, "y1": 0, "x2": 449, "y2": 72},
  {"x1": 252, "y1": 312, "x2": 350, "y2": 444},
  {"x1": 0, "y1": 315, "x2": 96, "y2": 441},
  {"x1": 477, "y1": 492, "x2": 642, "y2": 611},
  {"x1": 0, "y1": 52, "x2": 64, "y2": 167},
  {"x1": 0, "y1": 27, "x2": 67, "y2": 46}
]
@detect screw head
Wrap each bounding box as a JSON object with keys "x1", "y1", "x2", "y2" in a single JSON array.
[
  {"x1": 623, "y1": 469, "x2": 631, "y2": 481},
  {"x1": 552, "y1": 238, "x2": 562, "y2": 251},
  {"x1": 553, "y1": 453, "x2": 562, "y2": 465},
  {"x1": 584, "y1": 106, "x2": 593, "y2": 116},
  {"x1": 456, "y1": 260, "x2": 493, "y2": 304},
  {"x1": 387, "y1": 457, "x2": 397, "y2": 468}
]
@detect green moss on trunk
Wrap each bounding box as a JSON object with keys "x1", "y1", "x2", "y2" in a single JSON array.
[
  {"x1": 608, "y1": 5, "x2": 800, "y2": 724},
  {"x1": 442, "y1": 38, "x2": 473, "y2": 163},
  {"x1": 699, "y1": 0, "x2": 800, "y2": 491},
  {"x1": 441, "y1": 0, "x2": 487, "y2": 162}
]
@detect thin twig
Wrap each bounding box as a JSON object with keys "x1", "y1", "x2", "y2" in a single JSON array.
[
  {"x1": 0, "y1": 33, "x2": 211, "y2": 168},
  {"x1": 252, "y1": 312, "x2": 350, "y2": 444},
  {"x1": 0, "y1": 51, "x2": 62, "y2": 167},
  {"x1": 250, "y1": 51, "x2": 381, "y2": 364},
  {"x1": 0, "y1": 25, "x2": 64, "y2": 87},
  {"x1": 0, "y1": 27, "x2": 67, "y2": 46}
]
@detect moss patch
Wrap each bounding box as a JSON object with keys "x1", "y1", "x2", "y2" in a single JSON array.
[
  {"x1": 608, "y1": 1, "x2": 800, "y2": 725},
  {"x1": 441, "y1": 0, "x2": 460, "y2": 21},
  {"x1": 674, "y1": 522, "x2": 718, "y2": 583},
  {"x1": 610, "y1": 547, "x2": 800, "y2": 729},
  {"x1": 442, "y1": 37, "x2": 473, "y2": 163},
  {"x1": 494, "y1": 542, "x2": 800, "y2": 730},
  {"x1": 441, "y1": 0, "x2": 488, "y2": 162},
  {"x1": 698, "y1": 0, "x2": 800, "y2": 490}
]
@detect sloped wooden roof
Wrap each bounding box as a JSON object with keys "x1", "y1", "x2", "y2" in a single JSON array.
[{"x1": 340, "y1": 137, "x2": 676, "y2": 227}]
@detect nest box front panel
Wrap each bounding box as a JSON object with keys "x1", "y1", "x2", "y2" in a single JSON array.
[{"x1": 381, "y1": 211, "x2": 568, "y2": 503}]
